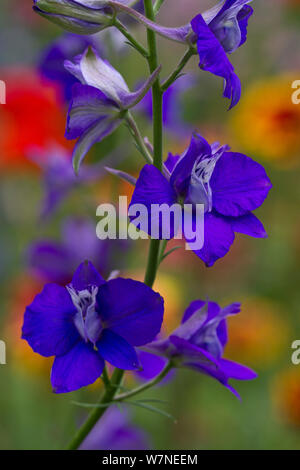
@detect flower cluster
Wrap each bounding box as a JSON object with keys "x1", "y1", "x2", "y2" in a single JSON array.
[{"x1": 21, "y1": 0, "x2": 273, "y2": 449}]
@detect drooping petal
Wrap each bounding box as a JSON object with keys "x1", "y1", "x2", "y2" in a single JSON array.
[
  {"x1": 211, "y1": 152, "x2": 272, "y2": 217},
  {"x1": 22, "y1": 283, "x2": 79, "y2": 357},
  {"x1": 170, "y1": 133, "x2": 212, "y2": 196},
  {"x1": 72, "y1": 116, "x2": 122, "y2": 173},
  {"x1": 191, "y1": 14, "x2": 241, "y2": 108},
  {"x1": 71, "y1": 260, "x2": 105, "y2": 290},
  {"x1": 185, "y1": 360, "x2": 241, "y2": 398},
  {"x1": 229, "y1": 212, "x2": 267, "y2": 238},
  {"x1": 129, "y1": 164, "x2": 177, "y2": 238},
  {"x1": 97, "y1": 329, "x2": 140, "y2": 370},
  {"x1": 65, "y1": 83, "x2": 118, "y2": 140},
  {"x1": 65, "y1": 82, "x2": 121, "y2": 172},
  {"x1": 51, "y1": 342, "x2": 104, "y2": 393},
  {"x1": 96, "y1": 278, "x2": 164, "y2": 346},
  {"x1": 190, "y1": 212, "x2": 235, "y2": 267},
  {"x1": 218, "y1": 358, "x2": 257, "y2": 380}
]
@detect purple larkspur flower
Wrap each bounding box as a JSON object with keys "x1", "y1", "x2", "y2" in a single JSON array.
[
  {"x1": 33, "y1": 0, "x2": 115, "y2": 35},
  {"x1": 144, "y1": 299, "x2": 257, "y2": 398},
  {"x1": 22, "y1": 260, "x2": 164, "y2": 393},
  {"x1": 130, "y1": 133, "x2": 272, "y2": 267},
  {"x1": 27, "y1": 217, "x2": 126, "y2": 284},
  {"x1": 80, "y1": 406, "x2": 150, "y2": 450},
  {"x1": 161, "y1": 0, "x2": 253, "y2": 108},
  {"x1": 64, "y1": 47, "x2": 160, "y2": 172},
  {"x1": 191, "y1": 0, "x2": 254, "y2": 108},
  {"x1": 112, "y1": 0, "x2": 253, "y2": 108},
  {"x1": 28, "y1": 144, "x2": 106, "y2": 218}
]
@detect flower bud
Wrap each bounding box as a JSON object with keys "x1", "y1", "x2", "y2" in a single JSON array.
[{"x1": 33, "y1": 0, "x2": 113, "y2": 34}]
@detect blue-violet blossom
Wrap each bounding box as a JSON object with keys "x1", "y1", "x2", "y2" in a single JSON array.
[
  {"x1": 64, "y1": 47, "x2": 161, "y2": 172},
  {"x1": 22, "y1": 260, "x2": 164, "y2": 393},
  {"x1": 191, "y1": 0, "x2": 254, "y2": 108},
  {"x1": 145, "y1": 299, "x2": 257, "y2": 398},
  {"x1": 130, "y1": 133, "x2": 272, "y2": 267}
]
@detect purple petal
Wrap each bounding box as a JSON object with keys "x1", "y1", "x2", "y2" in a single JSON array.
[
  {"x1": 71, "y1": 261, "x2": 105, "y2": 290},
  {"x1": 191, "y1": 14, "x2": 241, "y2": 108},
  {"x1": 135, "y1": 351, "x2": 168, "y2": 381},
  {"x1": 97, "y1": 329, "x2": 140, "y2": 370},
  {"x1": 65, "y1": 83, "x2": 117, "y2": 140},
  {"x1": 211, "y1": 152, "x2": 272, "y2": 217},
  {"x1": 51, "y1": 342, "x2": 104, "y2": 393},
  {"x1": 170, "y1": 336, "x2": 219, "y2": 366},
  {"x1": 229, "y1": 212, "x2": 267, "y2": 238},
  {"x1": 207, "y1": 1, "x2": 254, "y2": 53},
  {"x1": 129, "y1": 164, "x2": 177, "y2": 239},
  {"x1": 170, "y1": 133, "x2": 212, "y2": 196},
  {"x1": 189, "y1": 212, "x2": 235, "y2": 267},
  {"x1": 182, "y1": 300, "x2": 207, "y2": 323},
  {"x1": 96, "y1": 278, "x2": 164, "y2": 346},
  {"x1": 185, "y1": 360, "x2": 241, "y2": 398},
  {"x1": 72, "y1": 116, "x2": 122, "y2": 173},
  {"x1": 218, "y1": 358, "x2": 257, "y2": 380},
  {"x1": 121, "y1": 66, "x2": 162, "y2": 109},
  {"x1": 22, "y1": 284, "x2": 79, "y2": 357},
  {"x1": 238, "y1": 5, "x2": 254, "y2": 47},
  {"x1": 164, "y1": 153, "x2": 181, "y2": 173}
]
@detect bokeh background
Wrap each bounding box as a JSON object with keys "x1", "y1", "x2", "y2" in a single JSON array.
[{"x1": 1, "y1": 0, "x2": 300, "y2": 450}]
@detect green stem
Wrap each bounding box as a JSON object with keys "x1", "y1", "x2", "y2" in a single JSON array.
[
  {"x1": 158, "y1": 239, "x2": 168, "y2": 264},
  {"x1": 115, "y1": 361, "x2": 173, "y2": 402},
  {"x1": 143, "y1": 0, "x2": 163, "y2": 288},
  {"x1": 101, "y1": 365, "x2": 110, "y2": 388},
  {"x1": 126, "y1": 112, "x2": 153, "y2": 164},
  {"x1": 161, "y1": 47, "x2": 195, "y2": 92},
  {"x1": 66, "y1": 368, "x2": 124, "y2": 450},
  {"x1": 114, "y1": 19, "x2": 149, "y2": 58}
]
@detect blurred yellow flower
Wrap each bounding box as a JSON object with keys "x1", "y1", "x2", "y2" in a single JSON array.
[
  {"x1": 272, "y1": 368, "x2": 300, "y2": 427},
  {"x1": 229, "y1": 75, "x2": 300, "y2": 166},
  {"x1": 225, "y1": 298, "x2": 289, "y2": 368}
]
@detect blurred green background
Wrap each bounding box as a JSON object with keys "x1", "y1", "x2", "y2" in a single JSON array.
[{"x1": 1, "y1": 0, "x2": 300, "y2": 450}]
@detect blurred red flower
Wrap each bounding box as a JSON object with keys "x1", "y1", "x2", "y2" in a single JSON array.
[{"x1": 0, "y1": 68, "x2": 70, "y2": 172}]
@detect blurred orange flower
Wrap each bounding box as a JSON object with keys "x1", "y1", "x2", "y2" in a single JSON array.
[
  {"x1": 229, "y1": 75, "x2": 300, "y2": 167},
  {"x1": 272, "y1": 368, "x2": 300, "y2": 427},
  {"x1": 226, "y1": 298, "x2": 289, "y2": 368}
]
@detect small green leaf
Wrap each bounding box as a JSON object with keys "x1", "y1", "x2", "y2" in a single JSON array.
[{"x1": 125, "y1": 400, "x2": 177, "y2": 422}]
